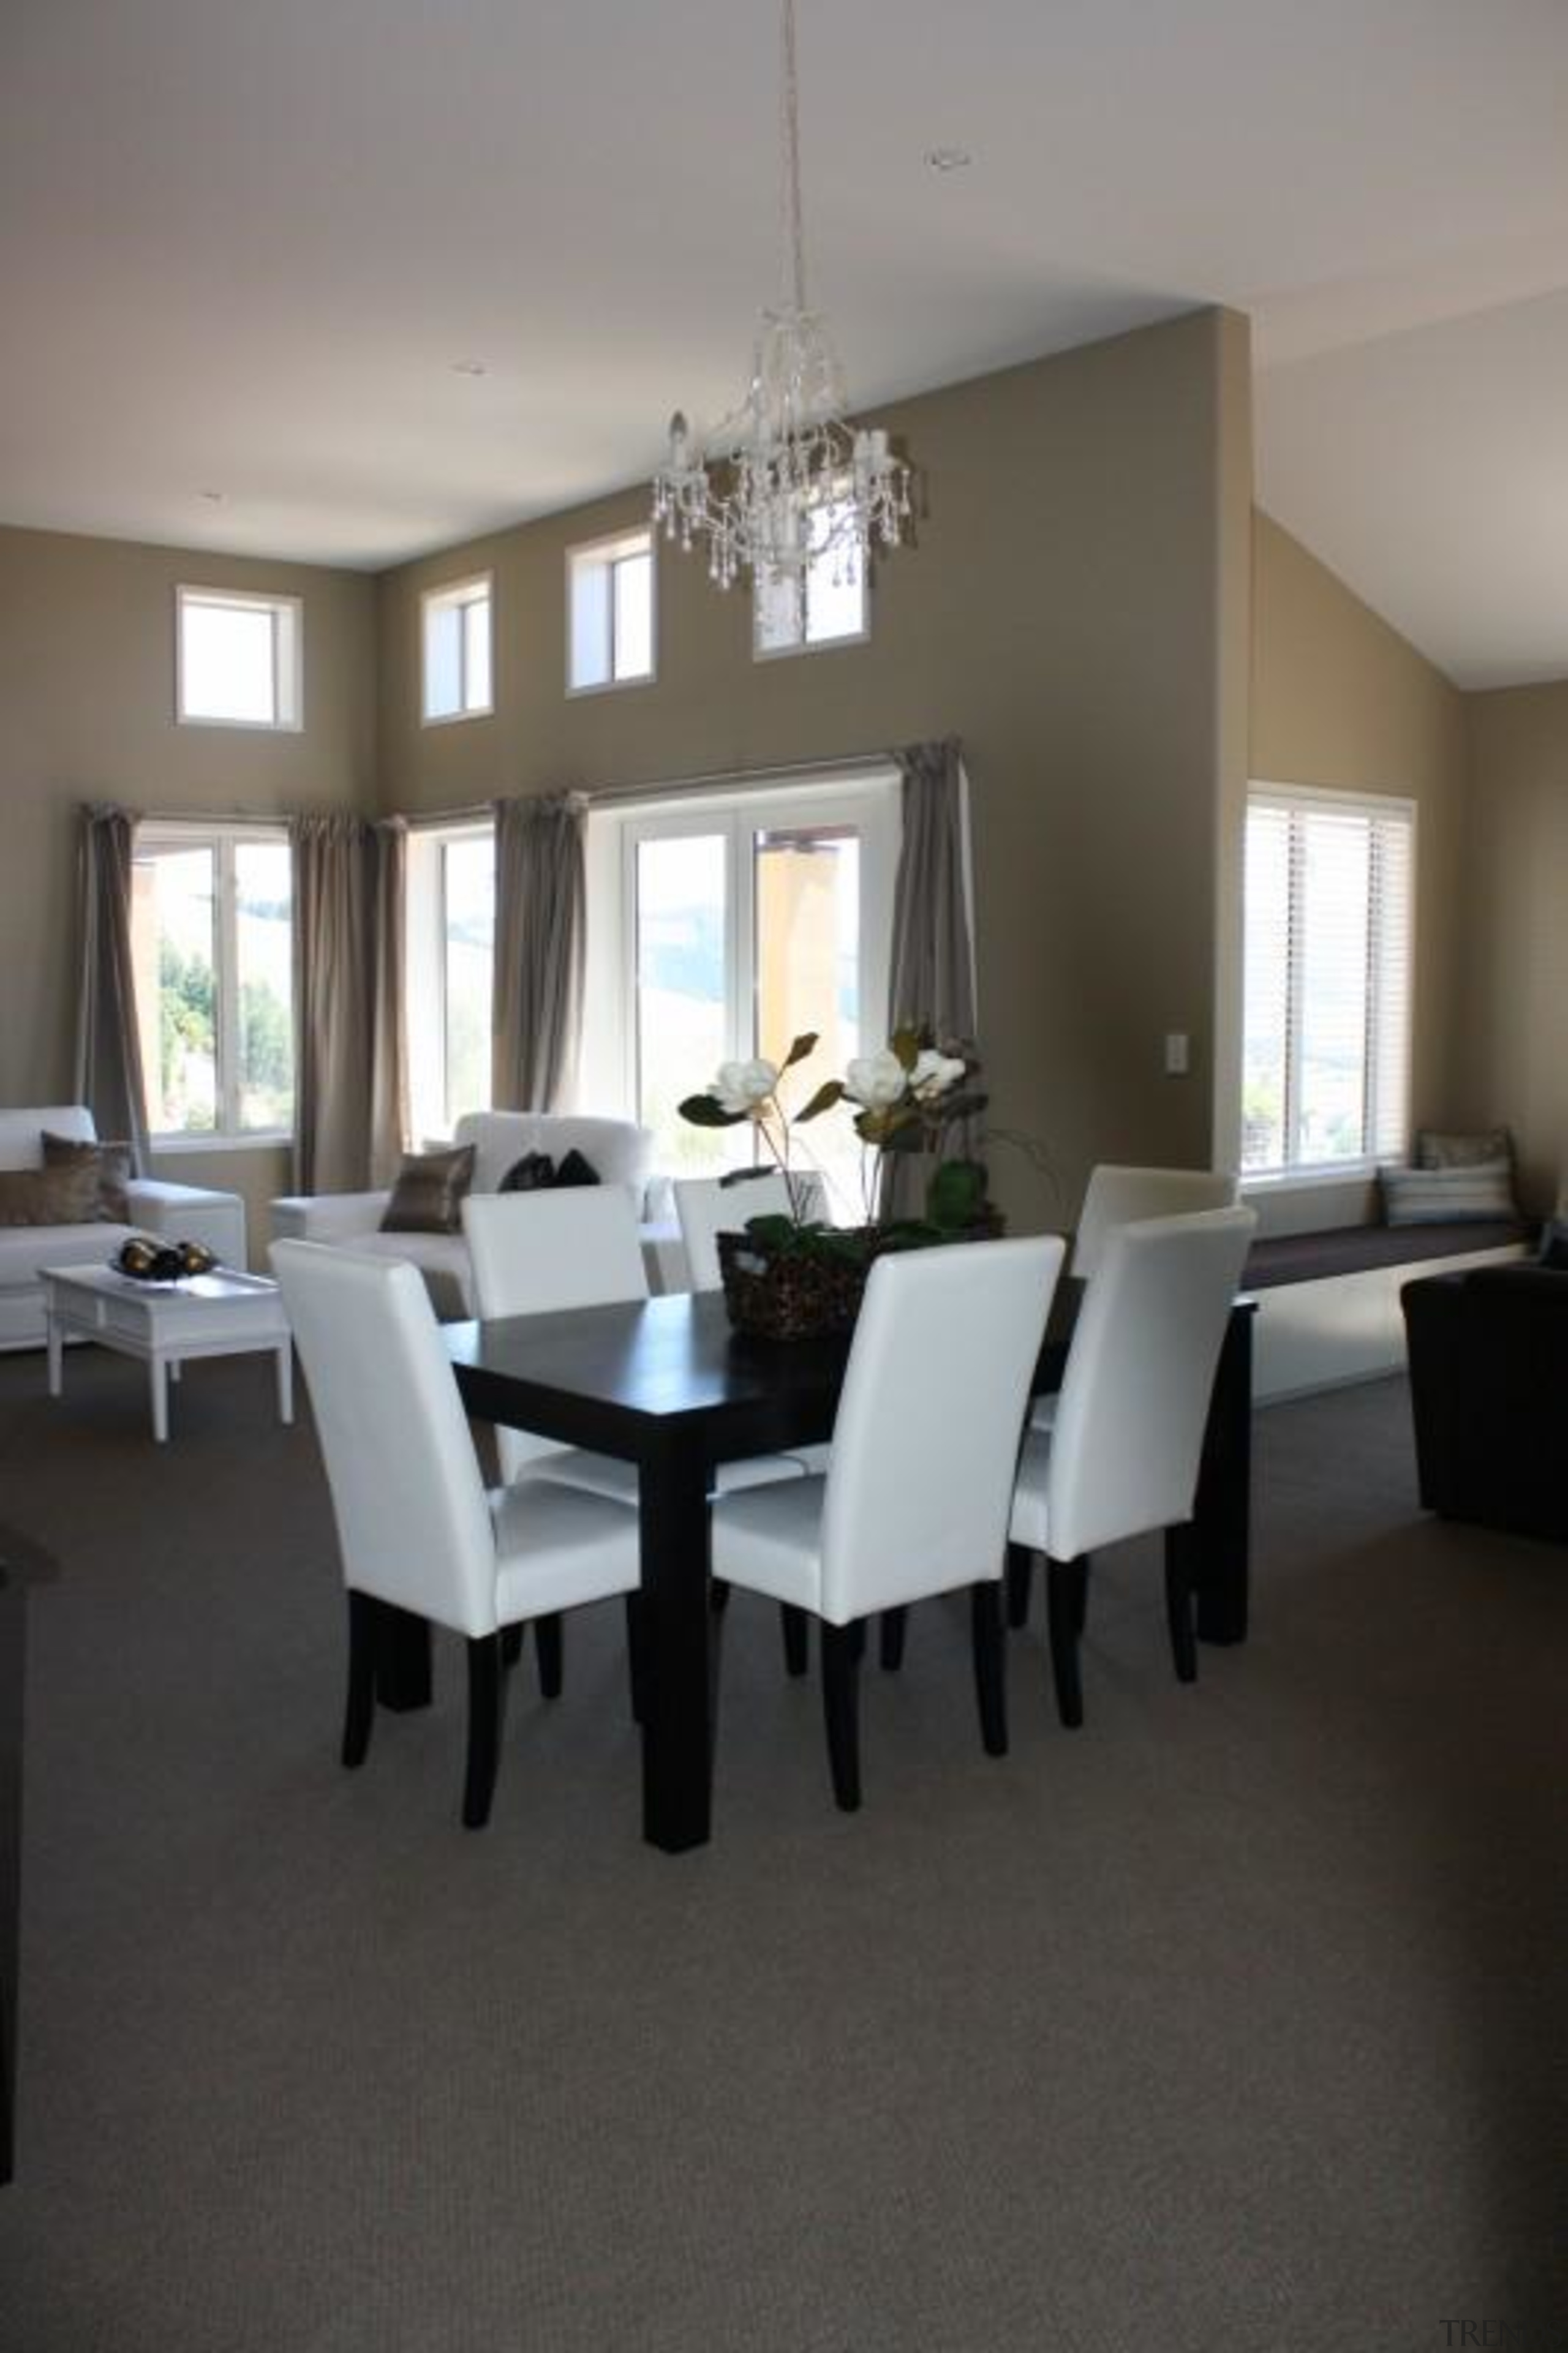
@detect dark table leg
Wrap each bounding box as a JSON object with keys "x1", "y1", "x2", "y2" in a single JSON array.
[
  {"x1": 638, "y1": 1440, "x2": 713, "y2": 1853},
  {"x1": 374, "y1": 1602, "x2": 433, "y2": 1712},
  {"x1": 0, "y1": 1559, "x2": 30, "y2": 2185},
  {"x1": 1177, "y1": 1303, "x2": 1254, "y2": 1647}
]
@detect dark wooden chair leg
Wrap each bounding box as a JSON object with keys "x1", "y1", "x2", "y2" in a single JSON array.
[
  {"x1": 342, "y1": 1591, "x2": 378, "y2": 1768},
  {"x1": 780, "y1": 1603, "x2": 810, "y2": 1678},
  {"x1": 1006, "y1": 1543, "x2": 1033, "y2": 1628},
  {"x1": 500, "y1": 1622, "x2": 524, "y2": 1669},
  {"x1": 971, "y1": 1583, "x2": 1008, "y2": 1756},
  {"x1": 533, "y1": 1612, "x2": 564, "y2": 1700},
  {"x1": 1164, "y1": 1545, "x2": 1198, "y2": 1684},
  {"x1": 1074, "y1": 1553, "x2": 1091, "y2": 1635},
  {"x1": 878, "y1": 1606, "x2": 907, "y2": 1671},
  {"x1": 821, "y1": 1622, "x2": 863, "y2": 1812},
  {"x1": 709, "y1": 1576, "x2": 731, "y2": 1614},
  {"x1": 625, "y1": 1593, "x2": 649, "y2": 1724},
  {"x1": 463, "y1": 1635, "x2": 503, "y2": 1829},
  {"x1": 1046, "y1": 1556, "x2": 1085, "y2": 1729},
  {"x1": 373, "y1": 1602, "x2": 432, "y2": 1712}
]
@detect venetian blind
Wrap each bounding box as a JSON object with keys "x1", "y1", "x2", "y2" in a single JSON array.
[{"x1": 1241, "y1": 789, "x2": 1415, "y2": 1177}]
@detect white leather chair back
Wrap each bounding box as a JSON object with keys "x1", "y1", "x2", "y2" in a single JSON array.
[
  {"x1": 462, "y1": 1189, "x2": 649, "y2": 1480},
  {"x1": 463, "y1": 1188, "x2": 649, "y2": 1315},
  {"x1": 1071, "y1": 1164, "x2": 1237, "y2": 1279},
  {"x1": 1046, "y1": 1206, "x2": 1256, "y2": 1562},
  {"x1": 818, "y1": 1236, "x2": 1065, "y2": 1623},
  {"x1": 272, "y1": 1240, "x2": 499, "y2": 1639},
  {"x1": 673, "y1": 1171, "x2": 824, "y2": 1292}
]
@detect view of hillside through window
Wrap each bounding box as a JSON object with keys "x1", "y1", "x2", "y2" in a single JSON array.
[
  {"x1": 442, "y1": 834, "x2": 496, "y2": 1129},
  {"x1": 631, "y1": 819, "x2": 867, "y2": 1217},
  {"x1": 132, "y1": 833, "x2": 294, "y2": 1137}
]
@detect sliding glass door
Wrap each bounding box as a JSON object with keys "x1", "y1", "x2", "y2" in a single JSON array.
[{"x1": 605, "y1": 776, "x2": 899, "y2": 1218}]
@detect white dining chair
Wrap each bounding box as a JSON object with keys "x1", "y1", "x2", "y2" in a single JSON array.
[
  {"x1": 1008, "y1": 1205, "x2": 1256, "y2": 1727},
  {"x1": 709, "y1": 1235, "x2": 1065, "y2": 1810},
  {"x1": 463, "y1": 1188, "x2": 810, "y2": 1500},
  {"x1": 673, "y1": 1169, "x2": 826, "y2": 1292},
  {"x1": 1070, "y1": 1164, "x2": 1238, "y2": 1279},
  {"x1": 272, "y1": 1240, "x2": 641, "y2": 1829},
  {"x1": 1017, "y1": 1162, "x2": 1240, "y2": 1479}
]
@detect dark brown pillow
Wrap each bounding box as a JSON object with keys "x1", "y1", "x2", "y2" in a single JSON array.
[
  {"x1": 379, "y1": 1145, "x2": 477, "y2": 1234},
  {"x1": 43, "y1": 1131, "x2": 134, "y2": 1222},
  {"x1": 499, "y1": 1151, "x2": 557, "y2": 1193},
  {"x1": 0, "y1": 1162, "x2": 104, "y2": 1227}
]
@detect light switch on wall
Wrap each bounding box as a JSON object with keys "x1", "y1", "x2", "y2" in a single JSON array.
[{"x1": 1164, "y1": 1031, "x2": 1190, "y2": 1077}]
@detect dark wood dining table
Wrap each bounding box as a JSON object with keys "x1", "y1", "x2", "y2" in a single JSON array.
[{"x1": 442, "y1": 1282, "x2": 1255, "y2": 1854}]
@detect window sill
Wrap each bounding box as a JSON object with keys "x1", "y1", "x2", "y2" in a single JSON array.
[
  {"x1": 421, "y1": 704, "x2": 494, "y2": 728},
  {"x1": 148, "y1": 1132, "x2": 293, "y2": 1157},
  {"x1": 175, "y1": 714, "x2": 302, "y2": 734},
  {"x1": 752, "y1": 628, "x2": 869, "y2": 664},
  {"x1": 566, "y1": 671, "x2": 656, "y2": 699},
  {"x1": 1241, "y1": 1163, "x2": 1399, "y2": 1195}
]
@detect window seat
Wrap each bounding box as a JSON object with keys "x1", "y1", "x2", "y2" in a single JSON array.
[{"x1": 1244, "y1": 1216, "x2": 1537, "y2": 1402}]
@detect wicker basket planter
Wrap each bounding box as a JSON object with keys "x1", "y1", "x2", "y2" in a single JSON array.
[
  {"x1": 715, "y1": 1211, "x2": 1006, "y2": 1341},
  {"x1": 716, "y1": 1227, "x2": 875, "y2": 1341}
]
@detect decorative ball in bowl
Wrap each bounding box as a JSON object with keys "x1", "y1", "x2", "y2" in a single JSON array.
[{"x1": 113, "y1": 1237, "x2": 217, "y2": 1283}]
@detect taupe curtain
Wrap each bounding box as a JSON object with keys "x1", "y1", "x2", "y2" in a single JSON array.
[
  {"x1": 884, "y1": 737, "x2": 981, "y2": 1210},
  {"x1": 491, "y1": 792, "x2": 586, "y2": 1112},
  {"x1": 368, "y1": 819, "x2": 409, "y2": 1186},
  {"x1": 292, "y1": 813, "x2": 404, "y2": 1194},
  {"x1": 75, "y1": 802, "x2": 150, "y2": 1168}
]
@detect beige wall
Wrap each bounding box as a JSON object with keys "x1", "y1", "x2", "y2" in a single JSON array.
[
  {"x1": 0, "y1": 524, "x2": 377, "y2": 1255},
  {"x1": 1248, "y1": 511, "x2": 1469, "y2": 1232},
  {"x1": 1455, "y1": 683, "x2": 1568, "y2": 1213},
  {"x1": 378, "y1": 308, "x2": 1253, "y2": 1229}
]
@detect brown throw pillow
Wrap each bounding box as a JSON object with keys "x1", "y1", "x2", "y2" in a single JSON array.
[
  {"x1": 379, "y1": 1145, "x2": 477, "y2": 1234},
  {"x1": 42, "y1": 1131, "x2": 134, "y2": 1222},
  {"x1": 0, "y1": 1162, "x2": 104, "y2": 1227}
]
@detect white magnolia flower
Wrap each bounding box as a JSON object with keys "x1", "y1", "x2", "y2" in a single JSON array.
[
  {"x1": 910, "y1": 1048, "x2": 967, "y2": 1104},
  {"x1": 710, "y1": 1057, "x2": 778, "y2": 1117},
  {"x1": 843, "y1": 1048, "x2": 908, "y2": 1110}
]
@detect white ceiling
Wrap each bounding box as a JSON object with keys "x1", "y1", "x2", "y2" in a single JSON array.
[{"x1": 2, "y1": 0, "x2": 1566, "y2": 685}]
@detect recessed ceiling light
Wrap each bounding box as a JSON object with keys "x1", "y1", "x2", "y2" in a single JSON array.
[
  {"x1": 925, "y1": 147, "x2": 972, "y2": 173},
  {"x1": 451, "y1": 359, "x2": 488, "y2": 377}
]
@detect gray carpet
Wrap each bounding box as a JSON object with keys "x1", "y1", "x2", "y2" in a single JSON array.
[{"x1": 0, "y1": 1347, "x2": 1562, "y2": 2352}]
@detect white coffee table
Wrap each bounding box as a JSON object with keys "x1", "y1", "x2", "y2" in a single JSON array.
[{"x1": 42, "y1": 1264, "x2": 293, "y2": 1443}]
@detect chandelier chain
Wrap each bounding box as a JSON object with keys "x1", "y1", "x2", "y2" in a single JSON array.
[{"x1": 780, "y1": 0, "x2": 807, "y2": 314}]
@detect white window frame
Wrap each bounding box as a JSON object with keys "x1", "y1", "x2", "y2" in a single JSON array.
[
  {"x1": 578, "y1": 767, "x2": 900, "y2": 1148},
  {"x1": 1240, "y1": 782, "x2": 1417, "y2": 1189},
  {"x1": 420, "y1": 573, "x2": 494, "y2": 726},
  {"x1": 567, "y1": 528, "x2": 657, "y2": 696},
  {"x1": 134, "y1": 818, "x2": 295, "y2": 1151},
  {"x1": 404, "y1": 819, "x2": 497, "y2": 1142},
  {"x1": 175, "y1": 586, "x2": 302, "y2": 732},
  {"x1": 752, "y1": 490, "x2": 870, "y2": 662}
]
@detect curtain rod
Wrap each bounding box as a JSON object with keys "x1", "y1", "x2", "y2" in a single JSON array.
[
  {"x1": 143, "y1": 751, "x2": 900, "y2": 838},
  {"x1": 404, "y1": 751, "x2": 897, "y2": 832}
]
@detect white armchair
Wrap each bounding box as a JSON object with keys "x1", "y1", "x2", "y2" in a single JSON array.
[{"x1": 0, "y1": 1105, "x2": 247, "y2": 1350}]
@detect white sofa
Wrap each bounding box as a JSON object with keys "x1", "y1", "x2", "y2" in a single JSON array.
[
  {"x1": 0, "y1": 1105, "x2": 249, "y2": 1350},
  {"x1": 269, "y1": 1111, "x2": 681, "y2": 1316}
]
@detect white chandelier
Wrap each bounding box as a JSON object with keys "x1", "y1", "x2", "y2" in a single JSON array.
[{"x1": 652, "y1": 0, "x2": 913, "y2": 593}]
